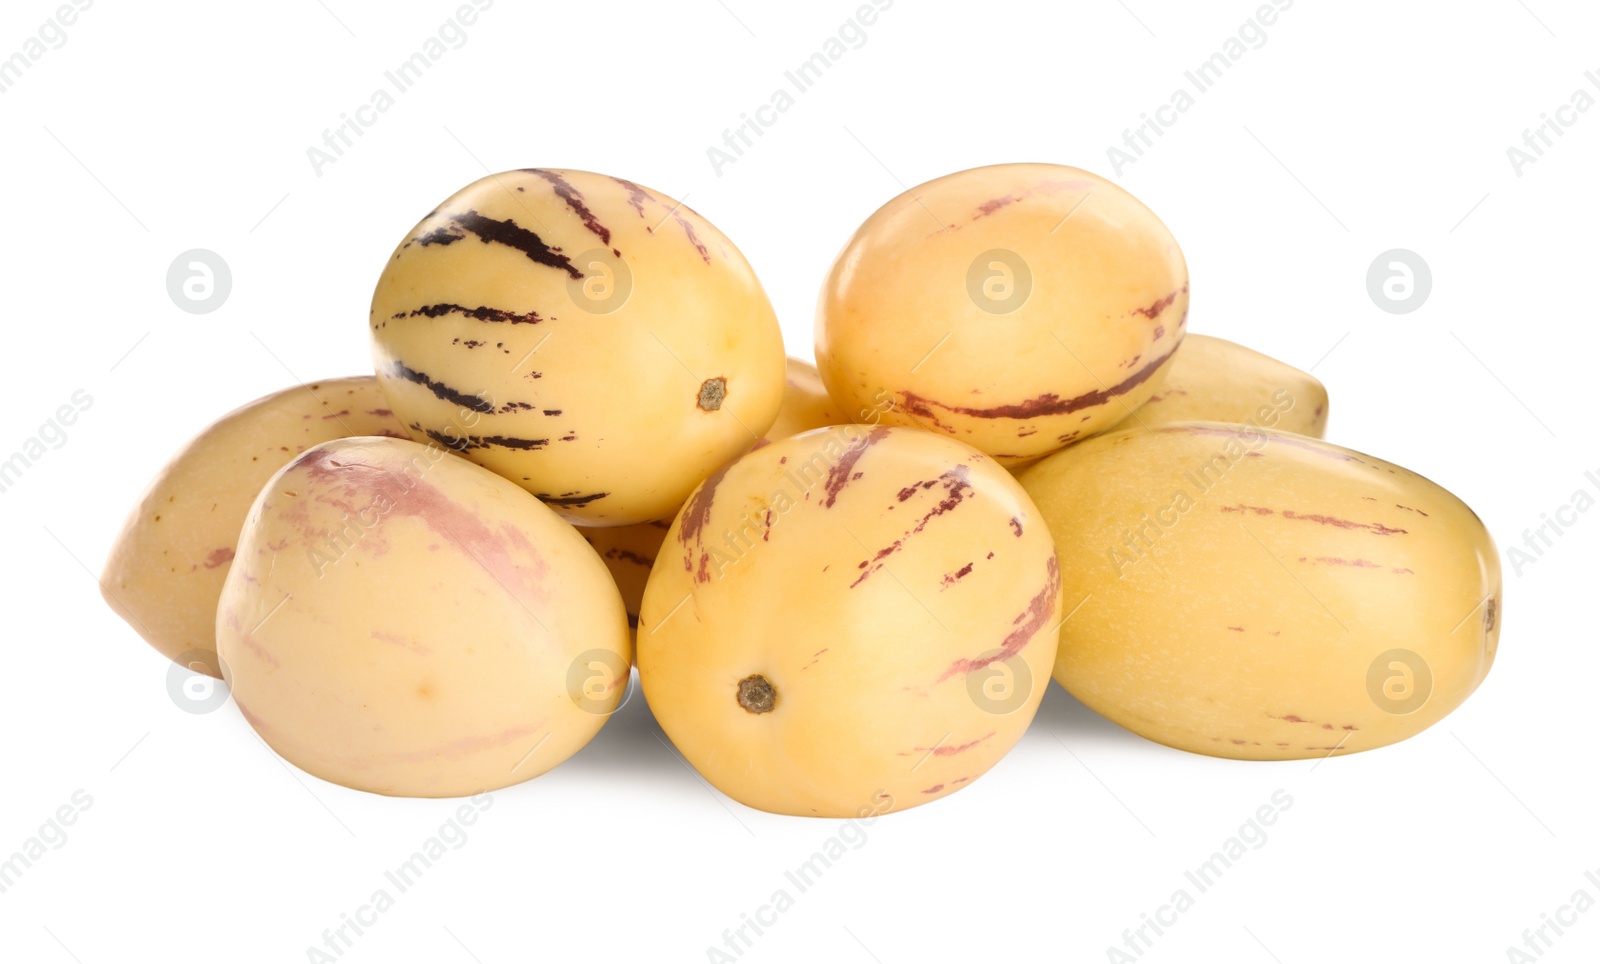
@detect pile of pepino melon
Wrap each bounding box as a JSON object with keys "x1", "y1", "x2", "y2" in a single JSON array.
[{"x1": 103, "y1": 163, "x2": 1499, "y2": 816}]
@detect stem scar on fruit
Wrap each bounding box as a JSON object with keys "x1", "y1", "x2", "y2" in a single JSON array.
[
  {"x1": 699, "y1": 377, "x2": 727, "y2": 412},
  {"x1": 737, "y1": 674, "x2": 776, "y2": 714}
]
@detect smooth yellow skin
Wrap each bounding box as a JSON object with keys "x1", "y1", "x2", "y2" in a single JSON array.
[
  {"x1": 1018, "y1": 422, "x2": 1501, "y2": 761},
  {"x1": 370, "y1": 169, "x2": 786, "y2": 527},
  {"x1": 816, "y1": 163, "x2": 1188, "y2": 465},
  {"x1": 762, "y1": 357, "x2": 849, "y2": 443},
  {"x1": 1107, "y1": 334, "x2": 1329, "y2": 437},
  {"x1": 216, "y1": 436, "x2": 630, "y2": 797},
  {"x1": 102, "y1": 377, "x2": 406, "y2": 675},
  {"x1": 639, "y1": 426, "x2": 1064, "y2": 817}
]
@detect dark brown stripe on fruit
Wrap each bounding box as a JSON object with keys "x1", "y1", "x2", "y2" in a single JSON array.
[
  {"x1": 672, "y1": 212, "x2": 710, "y2": 264},
  {"x1": 898, "y1": 343, "x2": 1178, "y2": 422},
  {"x1": 411, "y1": 424, "x2": 549, "y2": 452},
  {"x1": 391, "y1": 362, "x2": 494, "y2": 414},
  {"x1": 679, "y1": 460, "x2": 735, "y2": 583},
  {"x1": 410, "y1": 224, "x2": 465, "y2": 248},
  {"x1": 395, "y1": 303, "x2": 544, "y2": 325},
  {"x1": 822, "y1": 426, "x2": 891, "y2": 508},
  {"x1": 411, "y1": 210, "x2": 580, "y2": 279},
  {"x1": 605, "y1": 548, "x2": 655, "y2": 568},
  {"x1": 413, "y1": 425, "x2": 472, "y2": 452},
  {"x1": 536, "y1": 492, "x2": 608, "y2": 507},
  {"x1": 849, "y1": 465, "x2": 973, "y2": 588},
  {"x1": 472, "y1": 436, "x2": 548, "y2": 451},
  {"x1": 525, "y1": 169, "x2": 613, "y2": 248},
  {"x1": 611, "y1": 177, "x2": 651, "y2": 217},
  {"x1": 606, "y1": 176, "x2": 710, "y2": 263},
  {"x1": 1131, "y1": 288, "x2": 1184, "y2": 320},
  {"x1": 937, "y1": 556, "x2": 1060, "y2": 682}
]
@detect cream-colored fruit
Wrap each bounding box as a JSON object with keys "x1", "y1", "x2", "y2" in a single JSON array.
[
  {"x1": 762, "y1": 357, "x2": 850, "y2": 443},
  {"x1": 1018, "y1": 422, "x2": 1501, "y2": 761},
  {"x1": 370, "y1": 168, "x2": 786, "y2": 526},
  {"x1": 102, "y1": 377, "x2": 406, "y2": 675},
  {"x1": 1106, "y1": 334, "x2": 1329, "y2": 437},
  {"x1": 216, "y1": 436, "x2": 630, "y2": 797},
  {"x1": 639, "y1": 425, "x2": 1063, "y2": 817},
  {"x1": 816, "y1": 163, "x2": 1188, "y2": 465}
]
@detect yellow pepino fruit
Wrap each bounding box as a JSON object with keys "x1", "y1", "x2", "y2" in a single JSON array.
[
  {"x1": 1106, "y1": 333, "x2": 1329, "y2": 438},
  {"x1": 816, "y1": 162, "x2": 1188, "y2": 465},
  {"x1": 1018, "y1": 422, "x2": 1501, "y2": 761},
  {"x1": 638, "y1": 425, "x2": 1063, "y2": 817},
  {"x1": 102, "y1": 377, "x2": 406, "y2": 675},
  {"x1": 370, "y1": 169, "x2": 786, "y2": 526},
  {"x1": 216, "y1": 436, "x2": 630, "y2": 797}
]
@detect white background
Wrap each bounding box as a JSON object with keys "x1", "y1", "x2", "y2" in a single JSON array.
[{"x1": 1, "y1": 0, "x2": 1595, "y2": 961}]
